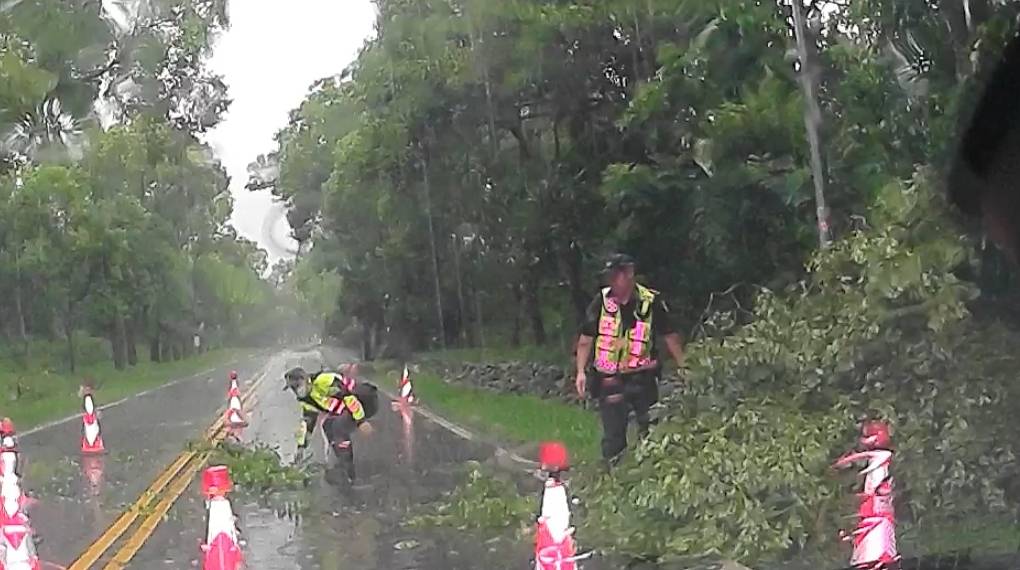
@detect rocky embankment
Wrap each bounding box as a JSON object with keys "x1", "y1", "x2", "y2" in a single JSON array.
[{"x1": 424, "y1": 359, "x2": 682, "y2": 405}]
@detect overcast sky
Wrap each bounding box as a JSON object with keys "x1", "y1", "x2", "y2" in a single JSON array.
[{"x1": 204, "y1": 0, "x2": 376, "y2": 265}]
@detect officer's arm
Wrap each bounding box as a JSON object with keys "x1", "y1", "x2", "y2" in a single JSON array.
[
  {"x1": 575, "y1": 297, "x2": 600, "y2": 373},
  {"x1": 575, "y1": 336, "x2": 593, "y2": 373},
  {"x1": 655, "y1": 300, "x2": 685, "y2": 369},
  {"x1": 342, "y1": 394, "x2": 366, "y2": 424}
]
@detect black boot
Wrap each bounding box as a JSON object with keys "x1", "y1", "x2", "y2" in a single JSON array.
[{"x1": 334, "y1": 441, "x2": 355, "y2": 484}]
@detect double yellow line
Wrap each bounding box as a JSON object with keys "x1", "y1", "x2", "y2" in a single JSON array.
[{"x1": 69, "y1": 372, "x2": 268, "y2": 570}]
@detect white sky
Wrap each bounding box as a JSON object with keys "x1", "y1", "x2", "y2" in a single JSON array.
[{"x1": 205, "y1": 0, "x2": 377, "y2": 265}]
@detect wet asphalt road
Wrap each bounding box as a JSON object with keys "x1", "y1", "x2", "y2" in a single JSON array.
[
  {"x1": 18, "y1": 345, "x2": 597, "y2": 569},
  {"x1": 19, "y1": 349, "x2": 269, "y2": 568},
  {"x1": 127, "y1": 347, "x2": 527, "y2": 569}
]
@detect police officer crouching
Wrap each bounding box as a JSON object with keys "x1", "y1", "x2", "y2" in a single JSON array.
[
  {"x1": 574, "y1": 254, "x2": 686, "y2": 467},
  {"x1": 283, "y1": 364, "x2": 379, "y2": 484}
]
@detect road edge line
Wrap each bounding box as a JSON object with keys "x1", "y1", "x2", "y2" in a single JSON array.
[{"x1": 21, "y1": 358, "x2": 245, "y2": 438}]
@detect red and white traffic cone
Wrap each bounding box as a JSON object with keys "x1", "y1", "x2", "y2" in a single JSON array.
[
  {"x1": 398, "y1": 365, "x2": 415, "y2": 405},
  {"x1": 200, "y1": 466, "x2": 243, "y2": 570},
  {"x1": 0, "y1": 511, "x2": 41, "y2": 570},
  {"x1": 81, "y1": 389, "x2": 105, "y2": 454},
  {"x1": 1, "y1": 418, "x2": 20, "y2": 482},
  {"x1": 534, "y1": 442, "x2": 588, "y2": 570},
  {"x1": 223, "y1": 371, "x2": 248, "y2": 429},
  {"x1": 0, "y1": 471, "x2": 28, "y2": 523},
  {"x1": 833, "y1": 420, "x2": 899, "y2": 569},
  {"x1": 391, "y1": 365, "x2": 414, "y2": 462}
]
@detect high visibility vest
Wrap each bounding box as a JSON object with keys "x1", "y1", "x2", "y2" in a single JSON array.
[
  {"x1": 593, "y1": 284, "x2": 658, "y2": 374},
  {"x1": 300, "y1": 373, "x2": 365, "y2": 422}
]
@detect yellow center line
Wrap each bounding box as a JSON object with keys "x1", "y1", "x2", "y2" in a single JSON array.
[
  {"x1": 67, "y1": 371, "x2": 268, "y2": 570},
  {"x1": 103, "y1": 393, "x2": 264, "y2": 568}
]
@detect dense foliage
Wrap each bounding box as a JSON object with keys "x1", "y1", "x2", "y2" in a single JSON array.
[
  {"x1": 255, "y1": 0, "x2": 1020, "y2": 564},
  {"x1": 259, "y1": 0, "x2": 1020, "y2": 564},
  {"x1": 258, "y1": 0, "x2": 1018, "y2": 351},
  {"x1": 583, "y1": 170, "x2": 1020, "y2": 563},
  {"x1": 0, "y1": 1, "x2": 300, "y2": 374}
]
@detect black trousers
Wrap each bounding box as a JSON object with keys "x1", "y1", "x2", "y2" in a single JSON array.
[
  {"x1": 300, "y1": 410, "x2": 357, "y2": 481},
  {"x1": 596, "y1": 372, "x2": 659, "y2": 462}
]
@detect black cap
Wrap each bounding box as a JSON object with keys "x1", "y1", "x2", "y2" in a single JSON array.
[
  {"x1": 283, "y1": 367, "x2": 307, "y2": 390},
  {"x1": 602, "y1": 253, "x2": 636, "y2": 273}
]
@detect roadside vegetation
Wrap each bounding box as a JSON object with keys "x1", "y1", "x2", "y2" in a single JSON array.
[
  {"x1": 1, "y1": 345, "x2": 244, "y2": 429},
  {"x1": 406, "y1": 461, "x2": 532, "y2": 536},
  {"x1": 207, "y1": 441, "x2": 311, "y2": 494},
  {"x1": 379, "y1": 361, "x2": 600, "y2": 463},
  {"x1": 0, "y1": 1, "x2": 313, "y2": 427},
  {"x1": 264, "y1": 0, "x2": 1020, "y2": 565}
]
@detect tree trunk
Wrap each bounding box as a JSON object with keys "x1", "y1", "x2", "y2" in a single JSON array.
[
  {"x1": 13, "y1": 252, "x2": 29, "y2": 364},
  {"x1": 510, "y1": 283, "x2": 522, "y2": 348},
  {"x1": 149, "y1": 333, "x2": 160, "y2": 363},
  {"x1": 523, "y1": 266, "x2": 547, "y2": 345},
  {"x1": 790, "y1": 0, "x2": 832, "y2": 248},
  {"x1": 125, "y1": 318, "x2": 138, "y2": 366},
  {"x1": 63, "y1": 299, "x2": 76, "y2": 372},
  {"x1": 360, "y1": 318, "x2": 373, "y2": 361},
  {"x1": 66, "y1": 323, "x2": 76, "y2": 373},
  {"x1": 171, "y1": 341, "x2": 182, "y2": 361},
  {"x1": 451, "y1": 233, "x2": 469, "y2": 346},
  {"x1": 474, "y1": 288, "x2": 486, "y2": 348},
  {"x1": 111, "y1": 314, "x2": 128, "y2": 370},
  {"x1": 421, "y1": 140, "x2": 447, "y2": 349},
  {"x1": 49, "y1": 309, "x2": 60, "y2": 342},
  {"x1": 563, "y1": 241, "x2": 589, "y2": 325}
]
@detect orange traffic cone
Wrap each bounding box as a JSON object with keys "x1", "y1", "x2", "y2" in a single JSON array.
[
  {"x1": 224, "y1": 371, "x2": 248, "y2": 429},
  {"x1": 200, "y1": 466, "x2": 243, "y2": 570},
  {"x1": 81, "y1": 388, "x2": 105, "y2": 454},
  {"x1": 398, "y1": 365, "x2": 415, "y2": 405}
]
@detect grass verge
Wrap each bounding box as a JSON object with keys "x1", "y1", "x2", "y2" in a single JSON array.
[
  {"x1": 389, "y1": 364, "x2": 601, "y2": 463},
  {"x1": 1, "y1": 348, "x2": 244, "y2": 430}
]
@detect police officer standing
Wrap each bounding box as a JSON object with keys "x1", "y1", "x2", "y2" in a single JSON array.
[{"x1": 574, "y1": 254, "x2": 685, "y2": 466}]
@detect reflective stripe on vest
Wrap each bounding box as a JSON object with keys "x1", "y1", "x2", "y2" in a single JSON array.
[{"x1": 593, "y1": 284, "x2": 657, "y2": 374}]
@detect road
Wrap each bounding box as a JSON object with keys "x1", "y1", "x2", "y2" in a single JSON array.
[{"x1": 19, "y1": 346, "x2": 584, "y2": 569}]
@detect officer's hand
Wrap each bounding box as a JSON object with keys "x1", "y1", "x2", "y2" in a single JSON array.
[
  {"x1": 575, "y1": 371, "x2": 587, "y2": 398},
  {"x1": 358, "y1": 421, "x2": 374, "y2": 436}
]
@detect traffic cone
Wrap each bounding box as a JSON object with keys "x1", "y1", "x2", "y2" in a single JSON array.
[
  {"x1": 0, "y1": 418, "x2": 19, "y2": 482},
  {"x1": 223, "y1": 372, "x2": 248, "y2": 429},
  {"x1": 200, "y1": 466, "x2": 243, "y2": 570},
  {"x1": 398, "y1": 365, "x2": 415, "y2": 405},
  {"x1": 0, "y1": 511, "x2": 41, "y2": 570},
  {"x1": 81, "y1": 389, "x2": 105, "y2": 454},
  {"x1": 0, "y1": 473, "x2": 28, "y2": 522}
]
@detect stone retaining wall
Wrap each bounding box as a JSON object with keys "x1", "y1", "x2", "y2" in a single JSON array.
[{"x1": 426, "y1": 360, "x2": 681, "y2": 404}]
